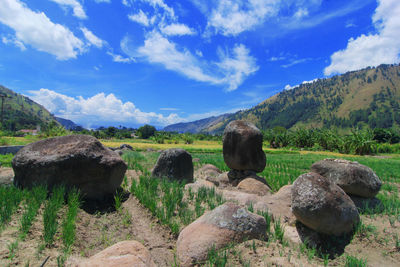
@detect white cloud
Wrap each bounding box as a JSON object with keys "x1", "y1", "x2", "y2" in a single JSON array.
[
  {"x1": 281, "y1": 57, "x2": 313, "y2": 68},
  {"x1": 49, "y1": 0, "x2": 87, "y2": 19},
  {"x1": 94, "y1": 0, "x2": 111, "y2": 3},
  {"x1": 135, "y1": 31, "x2": 220, "y2": 84},
  {"x1": 217, "y1": 44, "x2": 259, "y2": 91},
  {"x1": 284, "y1": 84, "x2": 296, "y2": 90},
  {"x1": 160, "y1": 23, "x2": 196, "y2": 36},
  {"x1": 129, "y1": 31, "x2": 258, "y2": 91},
  {"x1": 140, "y1": 0, "x2": 175, "y2": 19},
  {"x1": 28, "y1": 88, "x2": 183, "y2": 127},
  {"x1": 107, "y1": 51, "x2": 135, "y2": 63},
  {"x1": 0, "y1": 0, "x2": 84, "y2": 60},
  {"x1": 325, "y1": 0, "x2": 400, "y2": 75},
  {"x1": 160, "y1": 108, "x2": 179, "y2": 111},
  {"x1": 128, "y1": 10, "x2": 153, "y2": 27},
  {"x1": 206, "y1": 0, "x2": 280, "y2": 36},
  {"x1": 2, "y1": 35, "x2": 26, "y2": 50},
  {"x1": 81, "y1": 27, "x2": 105, "y2": 48}
]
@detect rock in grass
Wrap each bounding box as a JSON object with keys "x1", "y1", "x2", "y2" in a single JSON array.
[
  {"x1": 177, "y1": 202, "x2": 266, "y2": 266},
  {"x1": 237, "y1": 178, "x2": 271, "y2": 196},
  {"x1": 223, "y1": 120, "x2": 266, "y2": 173},
  {"x1": 152, "y1": 148, "x2": 193, "y2": 183},
  {"x1": 68, "y1": 240, "x2": 156, "y2": 267},
  {"x1": 311, "y1": 158, "x2": 382, "y2": 198},
  {"x1": 12, "y1": 135, "x2": 126, "y2": 200},
  {"x1": 291, "y1": 172, "x2": 359, "y2": 236}
]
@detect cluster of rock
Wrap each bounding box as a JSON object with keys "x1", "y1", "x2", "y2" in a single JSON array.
[
  {"x1": 291, "y1": 158, "x2": 382, "y2": 236},
  {"x1": 109, "y1": 143, "x2": 133, "y2": 155}
]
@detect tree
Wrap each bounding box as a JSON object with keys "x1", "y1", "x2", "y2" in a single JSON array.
[{"x1": 137, "y1": 124, "x2": 156, "y2": 139}]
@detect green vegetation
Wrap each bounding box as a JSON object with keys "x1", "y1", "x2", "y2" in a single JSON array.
[
  {"x1": 345, "y1": 255, "x2": 367, "y2": 267},
  {"x1": 43, "y1": 186, "x2": 65, "y2": 246},
  {"x1": 203, "y1": 64, "x2": 400, "y2": 133},
  {"x1": 0, "y1": 186, "x2": 23, "y2": 229},
  {"x1": 19, "y1": 185, "x2": 47, "y2": 239},
  {"x1": 62, "y1": 189, "x2": 80, "y2": 251}
]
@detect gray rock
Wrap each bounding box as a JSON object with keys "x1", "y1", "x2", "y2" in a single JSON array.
[
  {"x1": 152, "y1": 148, "x2": 193, "y2": 182},
  {"x1": 12, "y1": 135, "x2": 127, "y2": 200},
  {"x1": 223, "y1": 120, "x2": 266, "y2": 173},
  {"x1": 177, "y1": 202, "x2": 266, "y2": 266},
  {"x1": 291, "y1": 172, "x2": 359, "y2": 236},
  {"x1": 311, "y1": 158, "x2": 382, "y2": 198}
]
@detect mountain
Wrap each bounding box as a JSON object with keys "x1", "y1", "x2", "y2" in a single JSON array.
[
  {"x1": 165, "y1": 64, "x2": 400, "y2": 134},
  {"x1": 0, "y1": 85, "x2": 57, "y2": 130},
  {"x1": 55, "y1": 117, "x2": 82, "y2": 130},
  {"x1": 163, "y1": 113, "x2": 232, "y2": 133}
]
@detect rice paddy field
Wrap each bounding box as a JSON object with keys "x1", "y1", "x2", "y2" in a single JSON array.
[{"x1": 0, "y1": 138, "x2": 400, "y2": 266}]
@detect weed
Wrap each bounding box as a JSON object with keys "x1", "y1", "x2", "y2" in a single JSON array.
[
  {"x1": 345, "y1": 255, "x2": 367, "y2": 267},
  {"x1": 354, "y1": 220, "x2": 377, "y2": 239},
  {"x1": 0, "y1": 185, "x2": 23, "y2": 228},
  {"x1": 62, "y1": 189, "x2": 80, "y2": 251},
  {"x1": 19, "y1": 185, "x2": 47, "y2": 239},
  {"x1": 8, "y1": 240, "x2": 18, "y2": 261},
  {"x1": 43, "y1": 186, "x2": 65, "y2": 246},
  {"x1": 257, "y1": 210, "x2": 272, "y2": 234},
  {"x1": 274, "y1": 219, "x2": 285, "y2": 244},
  {"x1": 205, "y1": 244, "x2": 228, "y2": 267}
]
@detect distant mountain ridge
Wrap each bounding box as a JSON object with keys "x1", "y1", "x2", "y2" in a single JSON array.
[
  {"x1": 165, "y1": 64, "x2": 400, "y2": 134},
  {"x1": 55, "y1": 117, "x2": 81, "y2": 130},
  {"x1": 163, "y1": 113, "x2": 232, "y2": 133},
  {"x1": 0, "y1": 85, "x2": 58, "y2": 130}
]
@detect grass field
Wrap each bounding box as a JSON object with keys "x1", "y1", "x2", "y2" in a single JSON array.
[{"x1": 1, "y1": 138, "x2": 400, "y2": 266}]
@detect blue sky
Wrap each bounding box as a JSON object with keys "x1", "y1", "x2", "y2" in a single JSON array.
[{"x1": 0, "y1": 0, "x2": 399, "y2": 129}]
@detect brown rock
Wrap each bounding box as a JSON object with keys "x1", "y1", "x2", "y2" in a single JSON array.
[
  {"x1": 223, "y1": 120, "x2": 266, "y2": 173},
  {"x1": 12, "y1": 135, "x2": 127, "y2": 200},
  {"x1": 177, "y1": 202, "x2": 266, "y2": 266},
  {"x1": 68, "y1": 240, "x2": 156, "y2": 267},
  {"x1": 291, "y1": 172, "x2": 359, "y2": 236},
  {"x1": 0, "y1": 167, "x2": 14, "y2": 186},
  {"x1": 311, "y1": 158, "x2": 382, "y2": 198},
  {"x1": 237, "y1": 178, "x2": 271, "y2": 196}
]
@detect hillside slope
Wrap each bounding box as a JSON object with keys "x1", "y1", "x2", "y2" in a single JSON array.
[
  {"x1": 202, "y1": 64, "x2": 400, "y2": 133},
  {"x1": 0, "y1": 85, "x2": 57, "y2": 130},
  {"x1": 163, "y1": 113, "x2": 232, "y2": 133}
]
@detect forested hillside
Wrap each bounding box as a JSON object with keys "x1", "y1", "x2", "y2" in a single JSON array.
[
  {"x1": 0, "y1": 85, "x2": 57, "y2": 131},
  {"x1": 203, "y1": 64, "x2": 400, "y2": 133}
]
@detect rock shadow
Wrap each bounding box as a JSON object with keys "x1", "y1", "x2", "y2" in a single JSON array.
[
  {"x1": 350, "y1": 195, "x2": 383, "y2": 214},
  {"x1": 295, "y1": 221, "x2": 354, "y2": 258},
  {"x1": 80, "y1": 187, "x2": 130, "y2": 214}
]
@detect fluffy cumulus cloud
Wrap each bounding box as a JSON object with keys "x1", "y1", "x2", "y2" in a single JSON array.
[
  {"x1": 0, "y1": 0, "x2": 84, "y2": 60},
  {"x1": 81, "y1": 27, "x2": 105, "y2": 48},
  {"x1": 324, "y1": 0, "x2": 400, "y2": 75},
  {"x1": 28, "y1": 89, "x2": 183, "y2": 127},
  {"x1": 49, "y1": 0, "x2": 87, "y2": 19}
]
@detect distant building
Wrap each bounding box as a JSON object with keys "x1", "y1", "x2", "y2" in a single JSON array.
[{"x1": 19, "y1": 129, "x2": 38, "y2": 136}]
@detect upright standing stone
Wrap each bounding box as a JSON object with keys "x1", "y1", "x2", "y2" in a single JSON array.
[
  {"x1": 12, "y1": 135, "x2": 127, "y2": 200},
  {"x1": 223, "y1": 120, "x2": 266, "y2": 173}
]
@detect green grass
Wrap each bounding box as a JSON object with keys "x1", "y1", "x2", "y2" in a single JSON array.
[
  {"x1": 345, "y1": 255, "x2": 367, "y2": 267},
  {"x1": 62, "y1": 189, "x2": 80, "y2": 251},
  {"x1": 0, "y1": 153, "x2": 14, "y2": 167},
  {"x1": 0, "y1": 185, "x2": 23, "y2": 229},
  {"x1": 43, "y1": 186, "x2": 65, "y2": 246},
  {"x1": 19, "y1": 185, "x2": 47, "y2": 239}
]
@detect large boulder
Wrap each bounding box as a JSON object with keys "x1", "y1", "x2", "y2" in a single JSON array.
[
  {"x1": 223, "y1": 120, "x2": 266, "y2": 173},
  {"x1": 311, "y1": 158, "x2": 382, "y2": 198},
  {"x1": 68, "y1": 240, "x2": 156, "y2": 267},
  {"x1": 177, "y1": 202, "x2": 266, "y2": 266},
  {"x1": 291, "y1": 172, "x2": 359, "y2": 236},
  {"x1": 152, "y1": 148, "x2": 193, "y2": 182},
  {"x1": 12, "y1": 135, "x2": 126, "y2": 200}
]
